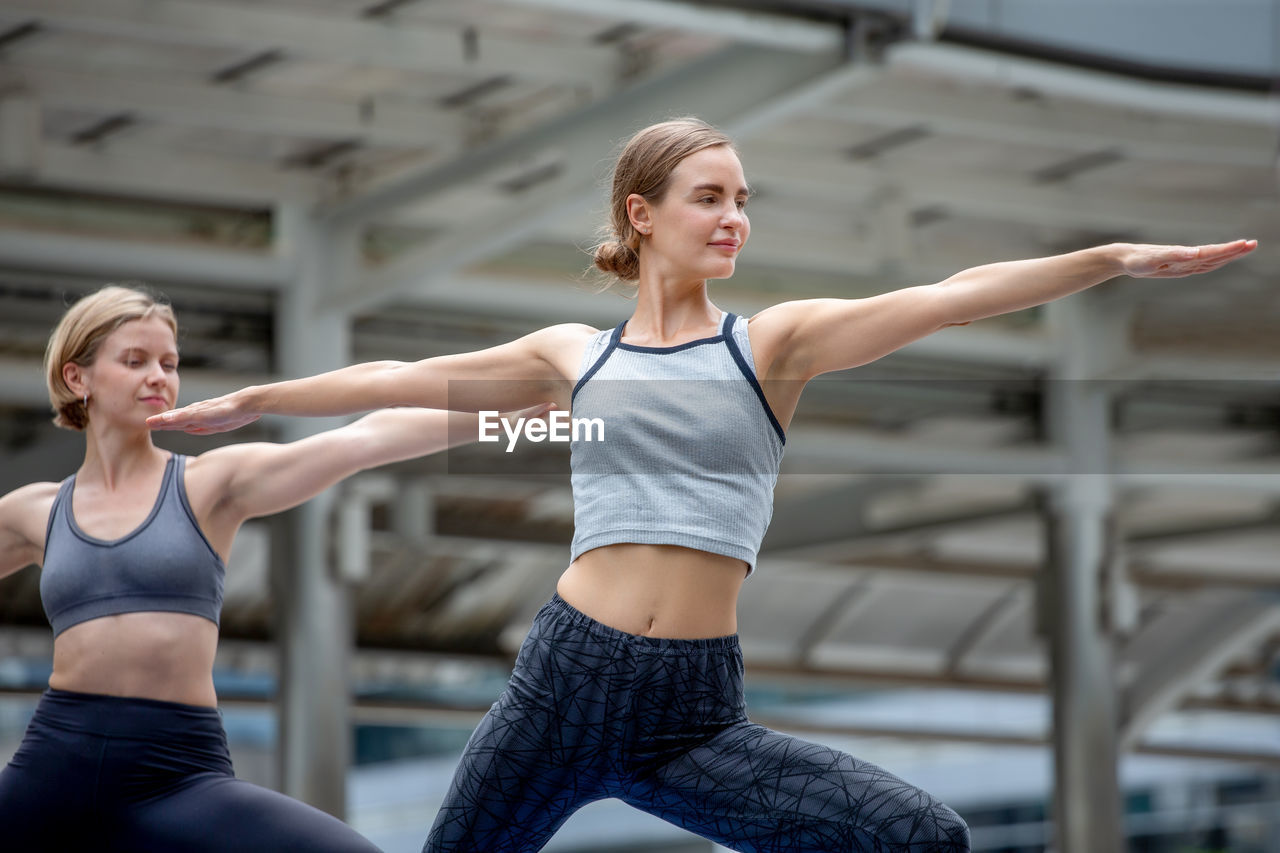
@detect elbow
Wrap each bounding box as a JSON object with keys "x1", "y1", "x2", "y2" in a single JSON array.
[{"x1": 929, "y1": 280, "x2": 974, "y2": 329}]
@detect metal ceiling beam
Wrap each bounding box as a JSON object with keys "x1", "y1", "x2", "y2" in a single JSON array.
[
  {"x1": 785, "y1": 424, "x2": 1067, "y2": 480},
  {"x1": 326, "y1": 43, "x2": 847, "y2": 312},
  {"x1": 1119, "y1": 589, "x2": 1280, "y2": 748},
  {"x1": 9, "y1": 66, "x2": 464, "y2": 148},
  {"x1": 743, "y1": 151, "x2": 1268, "y2": 237},
  {"x1": 497, "y1": 0, "x2": 845, "y2": 52},
  {"x1": 38, "y1": 142, "x2": 320, "y2": 206},
  {"x1": 1129, "y1": 509, "x2": 1280, "y2": 543},
  {"x1": 369, "y1": 273, "x2": 633, "y2": 329},
  {"x1": 887, "y1": 41, "x2": 1280, "y2": 127},
  {"x1": 2, "y1": 0, "x2": 620, "y2": 86},
  {"x1": 762, "y1": 485, "x2": 1037, "y2": 559},
  {"x1": 823, "y1": 77, "x2": 1276, "y2": 168},
  {"x1": 759, "y1": 477, "x2": 924, "y2": 553},
  {"x1": 783, "y1": 427, "x2": 1280, "y2": 492},
  {"x1": 761, "y1": 551, "x2": 1280, "y2": 593},
  {"x1": 0, "y1": 227, "x2": 293, "y2": 288},
  {"x1": 792, "y1": 575, "x2": 880, "y2": 665},
  {"x1": 944, "y1": 583, "x2": 1028, "y2": 676},
  {"x1": 1119, "y1": 467, "x2": 1280, "y2": 495},
  {"x1": 762, "y1": 553, "x2": 1037, "y2": 583},
  {"x1": 325, "y1": 45, "x2": 852, "y2": 227},
  {"x1": 1103, "y1": 353, "x2": 1280, "y2": 383}
]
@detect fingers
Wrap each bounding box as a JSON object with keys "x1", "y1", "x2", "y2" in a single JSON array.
[
  {"x1": 145, "y1": 404, "x2": 257, "y2": 433},
  {"x1": 1200, "y1": 238, "x2": 1256, "y2": 257},
  {"x1": 1193, "y1": 240, "x2": 1256, "y2": 270},
  {"x1": 146, "y1": 411, "x2": 183, "y2": 430},
  {"x1": 147, "y1": 408, "x2": 199, "y2": 430},
  {"x1": 1140, "y1": 238, "x2": 1257, "y2": 278}
]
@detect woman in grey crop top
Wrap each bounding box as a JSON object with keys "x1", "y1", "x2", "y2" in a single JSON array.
[
  {"x1": 0, "y1": 285, "x2": 544, "y2": 851},
  {"x1": 153, "y1": 120, "x2": 1255, "y2": 853}
]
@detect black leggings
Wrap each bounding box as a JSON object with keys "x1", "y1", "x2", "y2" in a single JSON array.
[
  {"x1": 0, "y1": 688, "x2": 381, "y2": 852},
  {"x1": 425, "y1": 594, "x2": 970, "y2": 852}
]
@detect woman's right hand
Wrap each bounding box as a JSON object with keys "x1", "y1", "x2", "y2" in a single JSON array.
[
  {"x1": 1114, "y1": 239, "x2": 1256, "y2": 279},
  {"x1": 147, "y1": 389, "x2": 261, "y2": 434}
]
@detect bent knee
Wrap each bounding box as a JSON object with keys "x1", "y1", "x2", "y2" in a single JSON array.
[
  {"x1": 859, "y1": 799, "x2": 969, "y2": 852},
  {"x1": 912, "y1": 801, "x2": 971, "y2": 852}
]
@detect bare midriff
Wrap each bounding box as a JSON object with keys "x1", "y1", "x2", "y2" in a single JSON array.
[
  {"x1": 49, "y1": 612, "x2": 219, "y2": 707},
  {"x1": 556, "y1": 543, "x2": 747, "y2": 639}
]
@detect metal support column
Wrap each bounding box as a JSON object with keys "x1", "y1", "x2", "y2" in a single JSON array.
[
  {"x1": 270, "y1": 205, "x2": 357, "y2": 817},
  {"x1": 1040, "y1": 294, "x2": 1128, "y2": 853}
]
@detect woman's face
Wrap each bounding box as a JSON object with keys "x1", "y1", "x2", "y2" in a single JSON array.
[
  {"x1": 75, "y1": 316, "x2": 180, "y2": 427},
  {"x1": 632, "y1": 145, "x2": 750, "y2": 282}
]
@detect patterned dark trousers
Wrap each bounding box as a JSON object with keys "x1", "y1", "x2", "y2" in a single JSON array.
[{"x1": 424, "y1": 594, "x2": 971, "y2": 853}]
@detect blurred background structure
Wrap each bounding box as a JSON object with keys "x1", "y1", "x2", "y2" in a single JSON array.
[{"x1": 0, "y1": 1, "x2": 1277, "y2": 850}]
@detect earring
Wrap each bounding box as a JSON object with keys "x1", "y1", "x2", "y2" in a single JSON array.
[{"x1": 82, "y1": 391, "x2": 88, "y2": 406}]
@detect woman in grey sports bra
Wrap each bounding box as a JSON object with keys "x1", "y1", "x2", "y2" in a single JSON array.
[
  {"x1": 151, "y1": 119, "x2": 1255, "y2": 853},
  {"x1": 0, "y1": 284, "x2": 544, "y2": 851}
]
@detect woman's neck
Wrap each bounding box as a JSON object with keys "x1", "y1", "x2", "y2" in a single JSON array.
[
  {"x1": 79, "y1": 426, "x2": 165, "y2": 490},
  {"x1": 629, "y1": 273, "x2": 719, "y2": 345}
]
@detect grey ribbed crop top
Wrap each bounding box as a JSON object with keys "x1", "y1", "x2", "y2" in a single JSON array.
[
  {"x1": 569, "y1": 312, "x2": 785, "y2": 575},
  {"x1": 40, "y1": 454, "x2": 226, "y2": 638}
]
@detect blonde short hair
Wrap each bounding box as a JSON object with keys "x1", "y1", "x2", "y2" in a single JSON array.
[
  {"x1": 593, "y1": 117, "x2": 735, "y2": 282},
  {"x1": 44, "y1": 284, "x2": 177, "y2": 431}
]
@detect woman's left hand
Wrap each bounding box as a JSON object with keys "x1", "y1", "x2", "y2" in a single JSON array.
[
  {"x1": 1117, "y1": 239, "x2": 1257, "y2": 278},
  {"x1": 148, "y1": 389, "x2": 261, "y2": 434}
]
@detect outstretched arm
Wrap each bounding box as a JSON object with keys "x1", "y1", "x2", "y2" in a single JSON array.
[
  {"x1": 758, "y1": 240, "x2": 1256, "y2": 380},
  {"x1": 191, "y1": 404, "x2": 551, "y2": 529},
  {"x1": 149, "y1": 323, "x2": 592, "y2": 434}
]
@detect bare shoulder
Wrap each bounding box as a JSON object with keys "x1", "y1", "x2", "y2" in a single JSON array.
[
  {"x1": 526, "y1": 322, "x2": 600, "y2": 382},
  {"x1": 183, "y1": 443, "x2": 254, "y2": 478},
  {"x1": 0, "y1": 480, "x2": 61, "y2": 549},
  {"x1": 746, "y1": 300, "x2": 844, "y2": 380},
  {"x1": 529, "y1": 322, "x2": 599, "y2": 347},
  {"x1": 182, "y1": 441, "x2": 272, "y2": 491},
  {"x1": 181, "y1": 443, "x2": 279, "y2": 512},
  {"x1": 748, "y1": 298, "x2": 850, "y2": 330},
  {"x1": 1, "y1": 480, "x2": 61, "y2": 516}
]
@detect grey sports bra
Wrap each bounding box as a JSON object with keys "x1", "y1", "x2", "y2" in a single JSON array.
[{"x1": 40, "y1": 454, "x2": 226, "y2": 638}]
